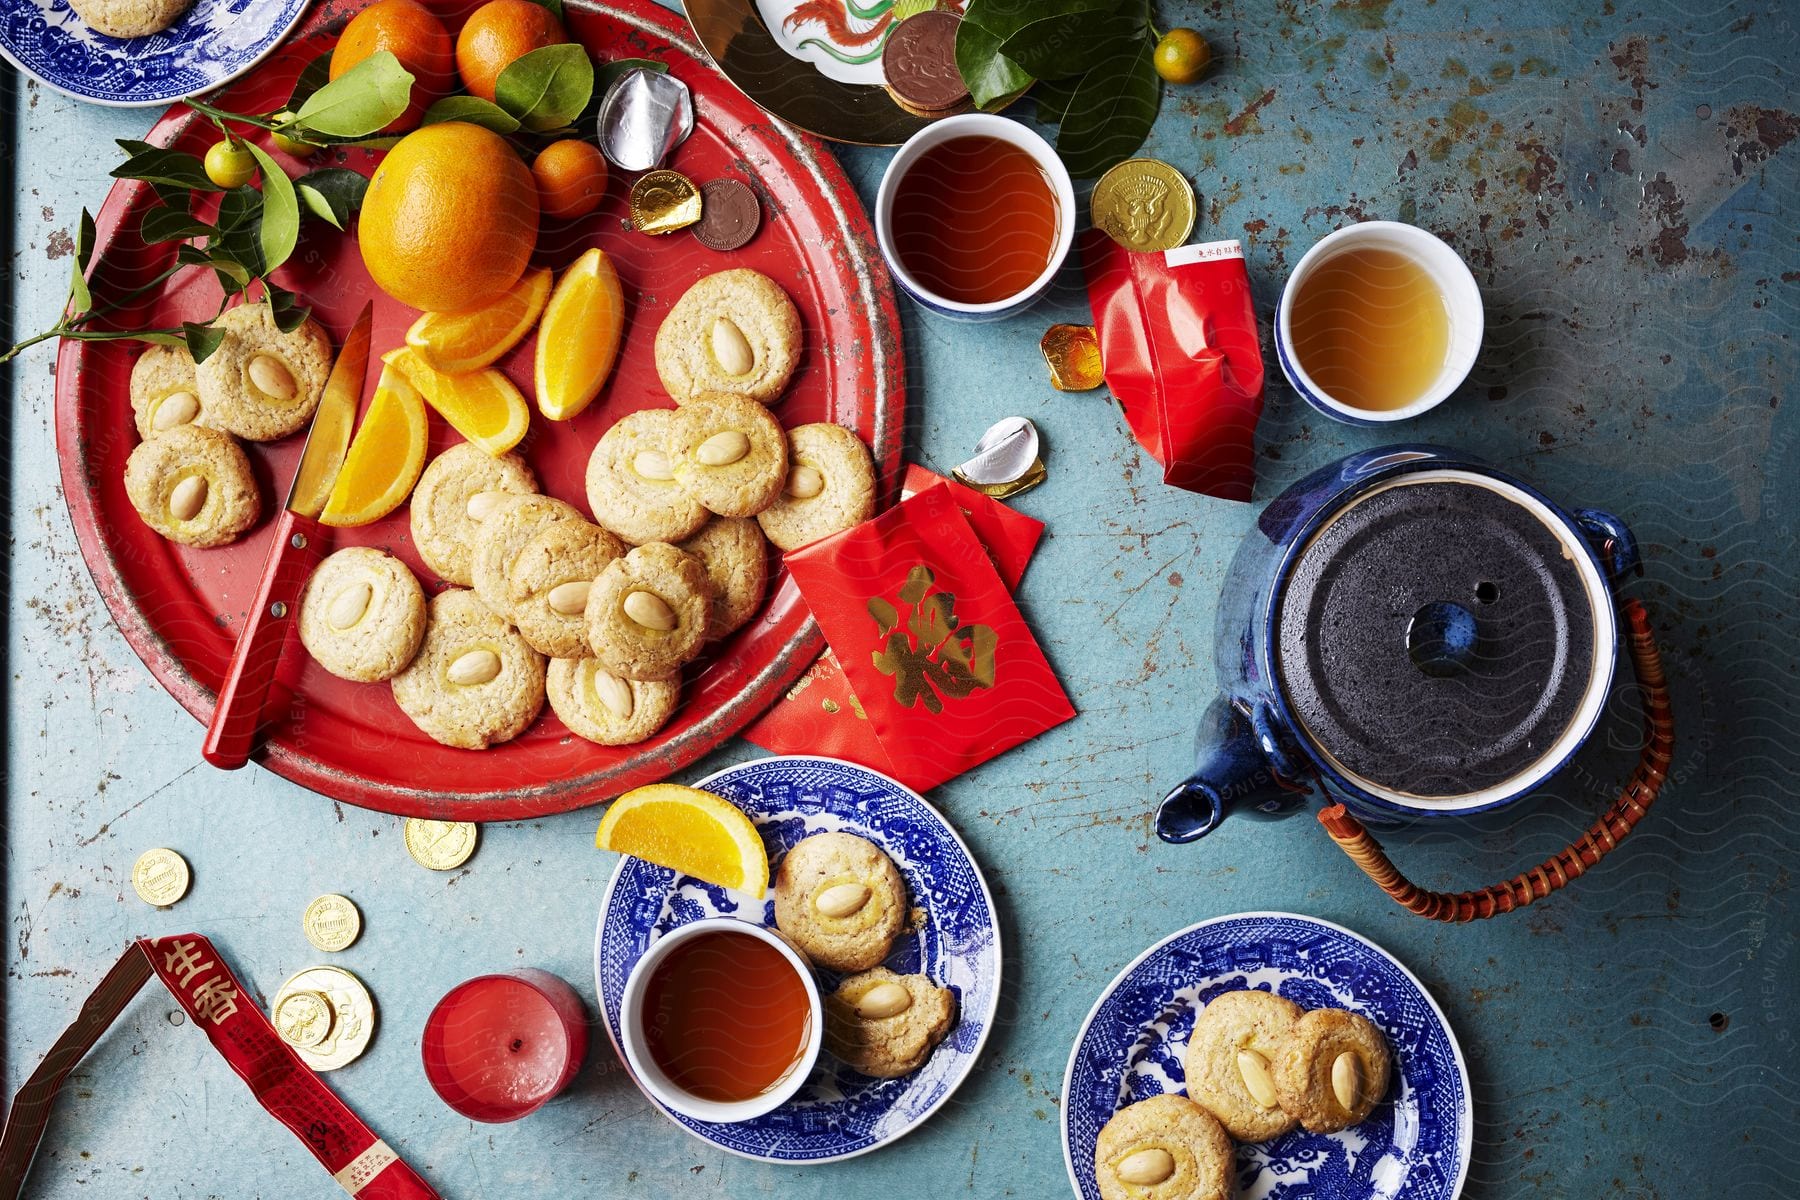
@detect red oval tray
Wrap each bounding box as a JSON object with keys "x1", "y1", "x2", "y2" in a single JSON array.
[{"x1": 54, "y1": 0, "x2": 904, "y2": 820}]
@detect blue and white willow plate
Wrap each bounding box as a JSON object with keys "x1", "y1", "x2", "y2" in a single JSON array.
[
  {"x1": 594, "y1": 755, "x2": 1002, "y2": 1163},
  {"x1": 1063, "y1": 913, "x2": 1471, "y2": 1200},
  {"x1": 0, "y1": 0, "x2": 310, "y2": 107}
]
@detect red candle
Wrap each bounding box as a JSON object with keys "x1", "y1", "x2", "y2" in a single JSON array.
[{"x1": 421, "y1": 969, "x2": 588, "y2": 1122}]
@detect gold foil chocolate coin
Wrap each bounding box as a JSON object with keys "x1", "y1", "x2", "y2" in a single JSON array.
[
  {"x1": 404, "y1": 818, "x2": 478, "y2": 871},
  {"x1": 1090, "y1": 158, "x2": 1197, "y2": 253},
  {"x1": 1041, "y1": 324, "x2": 1104, "y2": 391},
  {"x1": 131, "y1": 847, "x2": 191, "y2": 907},
  {"x1": 303, "y1": 894, "x2": 362, "y2": 953},
  {"x1": 630, "y1": 170, "x2": 703, "y2": 235},
  {"x1": 273, "y1": 966, "x2": 374, "y2": 1071},
  {"x1": 274, "y1": 989, "x2": 333, "y2": 1049}
]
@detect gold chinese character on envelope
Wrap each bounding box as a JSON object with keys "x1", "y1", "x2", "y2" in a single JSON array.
[{"x1": 868, "y1": 565, "x2": 998, "y2": 714}]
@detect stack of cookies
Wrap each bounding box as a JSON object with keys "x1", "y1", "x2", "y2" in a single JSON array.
[
  {"x1": 1093, "y1": 990, "x2": 1393, "y2": 1200},
  {"x1": 123, "y1": 302, "x2": 334, "y2": 549},
  {"x1": 293, "y1": 267, "x2": 878, "y2": 753}
]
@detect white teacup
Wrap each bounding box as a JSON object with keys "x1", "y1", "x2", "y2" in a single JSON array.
[
  {"x1": 617, "y1": 917, "x2": 822, "y2": 1124},
  {"x1": 1276, "y1": 220, "x2": 1483, "y2": 424}
]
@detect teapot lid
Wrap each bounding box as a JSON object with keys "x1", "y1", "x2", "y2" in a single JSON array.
[{"x1": 1274, "y1": 469, "x2": 1613, "y2": 805}]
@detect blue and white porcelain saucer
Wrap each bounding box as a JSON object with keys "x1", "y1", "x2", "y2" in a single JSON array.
[
  {"x1": 594, "y1": 755, "x2": 1002, "y2": 1163},
  {"x1": 0, "y1": 0, "x2": 311, "y2": 107},
  {"x1": 1063, "y1": 912, "x2": 1471, "y2": 1200}
]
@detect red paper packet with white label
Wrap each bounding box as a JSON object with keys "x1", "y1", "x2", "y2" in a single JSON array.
[
  {"x1": 1084, "y1": 232, "x2": 1266, "y2": 500},
  {"x1": 742, "y1": 467, "x2": 1045, "y2": 789},
  {"x1": 781, "y1": 481, "x2": 1072, "y2": 793}
]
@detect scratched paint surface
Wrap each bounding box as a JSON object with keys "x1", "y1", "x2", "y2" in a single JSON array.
[{"x1": 4, "y1": 1, "x2": 1796, "y2": 1196}]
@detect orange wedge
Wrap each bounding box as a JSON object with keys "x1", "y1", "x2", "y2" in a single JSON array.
[
  {"x1": 404, "y1": 265, "x2": 552, "y2": 374},
  {"x1": 595, "y1": 783, "x2": 769, "y2": 898},
  {"x1": 319, "y1": 364, "x2": 429, "y2": 527},
  {"x1": 535, "y1": 247, "x2": 625, "y2": 421},
  {"x1": 382, "y1": 345, "x2": 529, "y2": 456}
]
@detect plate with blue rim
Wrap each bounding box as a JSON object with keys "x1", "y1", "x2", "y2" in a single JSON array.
[
  {"x1": 593, "y1": 754, "x2": 1002, "y2": 1163},
  {"x1": 0, "y1": 0, "x2": 311, "y2": 107},
  {"x1": 1062, "y1": 912, "x2": 1471, "y2": 1200}
]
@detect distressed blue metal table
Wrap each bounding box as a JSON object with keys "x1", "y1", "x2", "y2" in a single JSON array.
[{"x1": 5, "y1": 1, "x2": 1796, "y2": 1196}]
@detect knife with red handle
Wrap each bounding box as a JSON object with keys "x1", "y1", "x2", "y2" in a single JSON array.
[{"x1": 203, "y1": 302, "x2": 371, "y2": 770}]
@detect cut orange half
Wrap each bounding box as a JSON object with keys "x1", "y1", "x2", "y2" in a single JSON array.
[
  {"x1": 382, "y1": 346, "x2": 529, "y2": 457},
  {"x1": 405, "y1": 266, "x2": 552, "y2": 374},
  {"x1": 319, "y1": 364, "x2": 429, "y2": 528},
  {"x1": 535, "y1": 247, "x2": 625, "y2": 421},
  {"x1": 595, "y1": 783, "x2": 770, "y2": 898}
]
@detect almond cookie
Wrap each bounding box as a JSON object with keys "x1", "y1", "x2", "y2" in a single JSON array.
[
  {"x1": 1094, "y1": 1094, "x2": 1233, "y2": 1200},
  {"x1": 411, "y1": 444, "x2": 539, "y2": 586},
  {"x1": 824, "y1": 967, "x2": 956, "y2": 1079},
  {"x1": 297, "y1": 547, "x2": 427, "y2": 682},
  {"x1": 1273, "y1": 1007, "x2": 1393, "y2": 1134},
  {"x1": 653, "y1": 268, "x2": 801, "y2": 403},
  {"x1": 756, "y1": 422, "x2": 877, "y2": 551},
  {"x1": 129, "y1": 342, "x2": 210, "y2": 438},
  {"x1": 584, "y1": 409, "x2": 709, "y2": 545},
  {"x1": 470, "y1": 494, "x2": 584, "y2": 618},
  {"x1": 194, "y1": 302, "x2": 332, "y2": 442},
  {"x1": 668, "y1": 393, "x2": 787, "y2": 518},
  {"x1": 67, "y1": 0, "x2": 194, "y2": 38},
  {"x1": 678, "y1": 517, "x2": 768, "y2": 640},
  {"x1": 545, "y1": 657, "x2": 680, "y2": 746},
  {"x1": 1181, "y1": 988, "x2": 1303, "y2": 1141},
  {"x1": 583, "y1": 541, "x2": 713, "y2": 680},
  {"x1": 391, "y1": 588, "x2": 546, "y2": 749},
  {"x1": 123, "y1": 425, "x2": 260, "y2": 548},
  {"x1": 504, "y1": 519, "x2": 625, "y2": 657},
  {"x1": 773, "y1": 831, "x2": 908, "y2": 972}
]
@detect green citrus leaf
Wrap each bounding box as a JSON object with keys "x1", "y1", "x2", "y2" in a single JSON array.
[
  {"x1": 1032, "y1": 75, "x2": 1082, "y2": 124},
  {"x1": 263, "y1": 283, "x2": 313, "y2": 334},
  {"x1": 208, "y1": 188, "x2": 265, "y2": 282},
  {"x1": 292, "y1": 51, "x2": 415, "y2": 138},
  {"x1": 111, "y1": 143, "x2": 220, "y2": 192},
  {"x1": 286, "y1": 49, "x2": 335, "y2": 113},
  {"x1": 495, "y1": 43, "x2": 594, "y2": 132},
  {"x1": 293, "y1": 167, "x2": 370, "y2": 229},
  {"x1": 139, "y1": 203, "x2": 212, "y2": 245},
  {"x1": 68, "y1": 209, "x2": 96, "y2": 313},
  {"x1": 182, "y1": 321, "x2": 228, "y2": 363},
  {"x1": 243, "y1": 142, "x2": 299, "y2": 275},
  {"x1": 421, "y1": 95, "x2": 521, "y2": 134},
  {"x1": 1056, "y1": 36, "x2": 1160, "y2": 178},
  {"x1": 958, "y1": 0, "x2": 1113, "y2": 107},
  {"x1": 999, "y1": 11, "x2": 1142, "y2": 80}
]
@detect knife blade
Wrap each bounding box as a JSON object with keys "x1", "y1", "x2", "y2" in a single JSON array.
[{"x1": 202, "y1": 302, "x2": 375, "y2": 771}]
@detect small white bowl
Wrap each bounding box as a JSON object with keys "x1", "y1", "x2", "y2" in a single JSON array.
[
  {"x1": 1275, "y1": 220, "x2": 1484, "y2": 425},
  {"x1": 875, "y1": 112, "x2": 1077, "y2": 322},
  {"x1": 617, "y1": 917, "x2": 822, "y2": 1124}
]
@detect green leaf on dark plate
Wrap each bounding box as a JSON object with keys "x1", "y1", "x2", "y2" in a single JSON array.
[
  {"x1": 494, "y1": 43, "x2": 594, "y2": 132},
  {"x1": 263, "y1": 283, "x2": 313, "y2": 334},
  {"x1": 292, "y1": 51, "x2": 415, "y2": 138},
  {"x1": 139, "y1": 203, "x2": 212, "y2": 245},
  {"x1": 111, "y1": 145, "x2": 220, "y2": 192},
  {"x1": 594, "y1": 56, "x2": 668, "y2": 98},
  {"x1": 286, "y1": 50, "x2": 335, "y2": 114},
  {"x1": 1056, "y1": 36, "x2": 1160, "y2": 178},
  {"x1": 999, "y1": 11, "x2": 1143, "y2": 81},
  {"x1": 182, "y1": 321, "x2": 228, "y2": 363},
  {"x1": 293, "y1": 167, "x2": 370, "y2": 229},
  {"x1": 421, "y1": 95, "x2": 521, "y2": 134},
  {"x1": 1031, "y1": 74, "x2": 1082, "y2": 124},
  {"x1": 243, "y1": 142, "x2": 299, "y2": 275},
  {"x1": 68, "y1": 209, "x2": 96, "y2": 313},
  {"x1": 955, "y1": 19, "x2": 1032, "y2": 109},
  {"x1": 209, "y1": 188, "x2": 265, "y2": 281}
]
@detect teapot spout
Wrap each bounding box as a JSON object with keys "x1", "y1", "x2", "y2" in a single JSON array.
[{"x1": 1156, "y1": 699, "x2": 1311, "y2": 843}]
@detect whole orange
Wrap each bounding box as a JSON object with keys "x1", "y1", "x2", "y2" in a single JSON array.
[
  {"x1": 455, "y1": 0, "x2": 569, "y2": 103},
  {"x1": 532, "y1": 139, "x2": 609, "y2": 220},
  {"x1": 359, "y1": 122, "x2": 541, "y2": 313},
  {"x1": 330, "y1": 0, "x2": 455, "y2": 132}
]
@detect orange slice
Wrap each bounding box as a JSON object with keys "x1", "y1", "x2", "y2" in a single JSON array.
[
  {"x1": 319, "y1": 364, "x2": 429, "y2": 528},
  {"x1": 595, "y1": 783, "x2": 769, "y2": 898},
  {"x1": 404, "y1": 265, "x2": 552, "y2": 374},
  {"x1": 382, "y1": 345, "x2": 529, "y2": 456},
  {"x1": 535, "y1": 247, "x2": 625, "y2": 421}
]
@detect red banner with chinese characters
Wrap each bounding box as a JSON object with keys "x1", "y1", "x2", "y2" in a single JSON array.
[
  {"x1": 0, "y1": 935, "x2": 437, "y2": 1200},
  {"x1": 783, "y1": 481, "x2": 1073, "y2": 792}
]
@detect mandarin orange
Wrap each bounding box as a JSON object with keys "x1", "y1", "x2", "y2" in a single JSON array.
[
  {"x1": 454, "y1": 0, "x2": 568, "y2": 103},
  {"x1": 531, "y1": 138, "x2": 609, "y2": 220},
  {"x1": 358, "y1": 122, "x2": 541, "y2": 313},
  {"x1": 330, "y1": 0, "x2": 455, "y2": 132}
]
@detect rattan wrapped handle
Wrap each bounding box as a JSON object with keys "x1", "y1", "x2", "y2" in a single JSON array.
[{"x1": 1318, "y1": 599, "x2": 1672, "y2": 922}]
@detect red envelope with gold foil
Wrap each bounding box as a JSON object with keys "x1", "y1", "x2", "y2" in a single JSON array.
[
  {"x1": 742, "y1": 468, "x2": 1046, "y2": 787},
  {"x1": 783, "y1": 483, "x2": 1073, "y2": 792}
]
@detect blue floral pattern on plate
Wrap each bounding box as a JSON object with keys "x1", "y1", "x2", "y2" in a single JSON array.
[
  {"x1": 1062, "y1": 912, "x2": 1470, "y2": 1200},
  {"x1": 593, "y1": 755, "x2": 1002, "y2": 1163},
  {"x1": 0, "y1": 0, "x2": 311, "y2": 107}
]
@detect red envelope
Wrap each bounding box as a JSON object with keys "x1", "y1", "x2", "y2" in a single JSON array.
[
  {"x1": 781, "y1": 483, "x2": 1074, "y2": 793},
  {"x1": 741, "y1": 468, "x2": 1046, "y2": 787}
]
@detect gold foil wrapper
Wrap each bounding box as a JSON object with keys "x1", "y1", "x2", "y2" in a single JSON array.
[
  {"x1": 630, "y1": 170, "x2": 704, "y2": 235},
  {"x1": 1090, "y1": 158, "x2": 1197, "y2": 253},
  {"x1": 1041, "y1": 324, "x2": 1104, "y2": 391},
  {"x1": 952, "y1": 458, "x2": 1046, "y2": 499}
]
